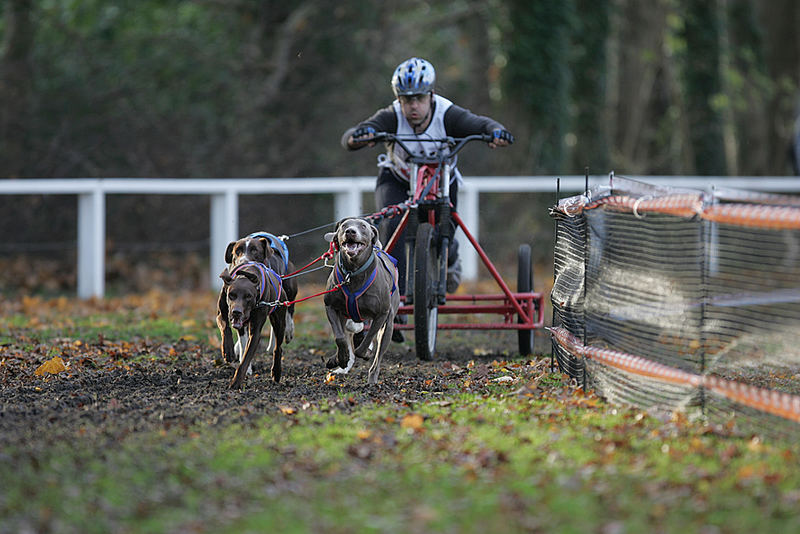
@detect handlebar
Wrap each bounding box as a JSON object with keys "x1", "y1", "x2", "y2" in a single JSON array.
[{"x1": 368, "y1": 132, "x2": 496, "y2": 163}]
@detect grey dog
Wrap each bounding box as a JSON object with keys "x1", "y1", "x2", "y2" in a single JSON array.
[{"x1": 323, "y1": 217, "x2": 400, "y2": 385}]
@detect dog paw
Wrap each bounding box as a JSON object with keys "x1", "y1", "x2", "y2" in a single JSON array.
[
  {"x1": 353, "y1": 345, "x2": 369, "y2": 360},
  {"x1": 325, "y1": 355, "x2": 340, "y2": 369},
  {"x1": 229, "y1": 376, "x2": 244, "y2": 389},
  {"x1": 345, "y1": 319, "x2": 364, "y2": 333}
]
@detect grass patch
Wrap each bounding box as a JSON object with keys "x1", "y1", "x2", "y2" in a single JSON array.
[
  {"x1": 3, "y1": 290, "x2": 800, "y2": 533},
  {"x1": 4, "y1": 392, "x2": 800, "y2": 533}
]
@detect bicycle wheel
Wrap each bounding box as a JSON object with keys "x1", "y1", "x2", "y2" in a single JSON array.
[
  {"x1": 517, "y1": 244, "x2": 534, "y2": 356},
  {"x1": 414, "y1": 222, "x2": 439, "y2": 361}
]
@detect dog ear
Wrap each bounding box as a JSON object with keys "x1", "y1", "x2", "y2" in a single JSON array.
[
  {"x1": 259, "y1": 238, "x2": 273, "y2": 259},
  {"x1": 224, "y1": 242, "x2": 236, "y2": 264},
  {"x1": 220, "y1": 268, "x2": 233, "y2": 285},
  {"x1": 327, "y1": 218, "x2": 347, "y2": 248},
  {"x1": 241, "y1": 270, "x2": 260, "y2": 285},
  {"x1": 368, "y1": 222, "x2": 380, "y2": 247}
]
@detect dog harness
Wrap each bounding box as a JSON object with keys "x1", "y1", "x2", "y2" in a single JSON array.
[
  {"x1": 335, "y1": 247, "x2": 398, "y2": 322},
  {"x1": 247, "y1": 231, "x2": 290, "y2": 272},
  {"x1": 229, "y1": 261, "x2": 283, "y2": 314}
]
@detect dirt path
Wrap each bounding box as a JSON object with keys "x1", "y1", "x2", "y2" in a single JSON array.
[{"x1": 0, "y1": 323, "x2": 546, "y2": 453}]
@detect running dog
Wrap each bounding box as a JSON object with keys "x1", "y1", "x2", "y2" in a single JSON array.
[
  {"x1": 323, "y1": 217, "x2": 400, "y2": 385},
  {"x1": 218, "y1": 261, "x2": 288, "y2": 387},
  {"x1": 215, "y1": 233, "x2": 298, "y2": 385}
]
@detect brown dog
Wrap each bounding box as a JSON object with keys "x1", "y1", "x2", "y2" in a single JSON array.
[
  {"x1": 215, "y1": 232, "x2": 298, "y2": 387},
  {"x1": 216, "y1": 233, "x2": 298, "y2": 364},
  {"x1": 323, "y1": 217, "x2": 400, "y2": 385},
  {"x1": 218, "y1": 261, "x2": 287, "y2": 388}
]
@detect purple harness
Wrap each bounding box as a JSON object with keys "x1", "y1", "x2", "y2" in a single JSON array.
[
  {"x1": 230, "y1": 261, "x2": 283, "y2": 314},
  {"x1": 335, "y1": 248, "x2": 398, "y2": 321}
]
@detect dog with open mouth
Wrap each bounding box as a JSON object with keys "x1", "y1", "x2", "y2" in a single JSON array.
[{"x1": 323, "y1": 217, "x2": 400, "y2": 385}]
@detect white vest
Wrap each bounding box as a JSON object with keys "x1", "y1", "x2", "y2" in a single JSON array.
[{"x1": 378, "y1": 94, "x2": 462, "y2": 184}]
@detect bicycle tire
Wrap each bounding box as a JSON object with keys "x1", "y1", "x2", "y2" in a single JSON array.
[
  {"x1": 517, "y1": 244, "x2": 534, "y2": 356},
  {"x1": 414, "y1": 222, "x2": 439, "y2": 360}
]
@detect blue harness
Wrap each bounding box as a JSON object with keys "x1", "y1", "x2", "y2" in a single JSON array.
[
  {"x1": 247, "y1": 232, "x2": 290, "y2": 272},
  {"x1": 230, "y1": 261, "x2": 283, "y2": 314},
  {"x1": 335, "y1": 247, "x2": 398, "y2": 321}
]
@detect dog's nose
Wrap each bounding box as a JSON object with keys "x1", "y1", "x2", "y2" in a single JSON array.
[{"x1": 231, "y1": 310, "x2": 242, "y2": 320}]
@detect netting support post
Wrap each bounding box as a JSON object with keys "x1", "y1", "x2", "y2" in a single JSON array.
[
  {"x1": 551, "y1": 178, "x2": 560, "y2": 373},
  {"x1": 581, "y1": 169, "x2": 589, "y2": 391},
  {"x1": 699, "y1": 191, "x2": 714, "y2": 416}
]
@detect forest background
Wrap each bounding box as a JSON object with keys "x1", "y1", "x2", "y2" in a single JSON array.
[{"x1": 1, "y1": 0, "x2": 799, "y2": 294}]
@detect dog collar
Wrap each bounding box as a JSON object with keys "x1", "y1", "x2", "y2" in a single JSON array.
[{"x1": 336, "y1": 249, "x2": 375, "y2": 278}]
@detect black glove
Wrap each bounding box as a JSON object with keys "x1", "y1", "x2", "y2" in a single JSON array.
[
  {"x1": 352, "y1": 126, "x2": 376, "y2": 141},
  {"x1": 492, "y1": 129, "x2": 514, "y2": 144}
]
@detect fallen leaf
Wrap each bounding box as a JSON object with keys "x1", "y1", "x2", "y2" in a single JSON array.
[
  {"x1": 401, "y1": 413, "x2": 424, "y2": 430},
  {"x1": 492, "y1": 376, "x2": 514, "y2": 383},
  {"x1": 279, "y1": 406, "x2": 296, "y2": 415},
  {"x1": 357, "y1": 429, "x2": 372, "y2": 440},
  {"x1": 747, "y1": 436, "x2": 764, "y2": 453},
  {"x1": 35, "y1": 356, "x2": 67, "y2": 376}
]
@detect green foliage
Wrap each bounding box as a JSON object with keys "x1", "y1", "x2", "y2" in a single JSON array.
[
  {"x1": 678, "y1": 0, "x2": 727, "y2": 175},
  {"x1": 503, "y1": 0, "x2": 574, "y2": 173},
  {"x1": 2, "y1": 0, "x2": 800, "y2": 180},
  {"x1": 569, "y1": 0, "x2": 610, "y2": 173}
]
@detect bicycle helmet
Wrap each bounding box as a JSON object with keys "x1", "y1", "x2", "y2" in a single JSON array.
[{"x1": 391, "y1": 57, "x2": 436, "y2": 97}]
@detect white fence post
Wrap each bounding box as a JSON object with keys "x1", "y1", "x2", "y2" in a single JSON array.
[
  {"x1": 458, "y1": 185, "x2": 480, "y2": 281},
  {"x1": 3, "y1": 176, "x2": 799, "y2": 298},
  {"x1": 77, "y1": 186, "x2": 105, "y2": 299},
  {"x1": 335, "y1": 187, "x2": 363, "y2": 221},
  {"x1": 210, "y1": 190, "x2": 238, "y2": 290}
]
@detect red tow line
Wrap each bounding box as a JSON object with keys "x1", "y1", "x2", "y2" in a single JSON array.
[
  {"x1": 274, "y1": 241, "x2": 343, "y2": 307},
  {"x1": 276, "y1": 201, "x2": 410, "y2": 307}
]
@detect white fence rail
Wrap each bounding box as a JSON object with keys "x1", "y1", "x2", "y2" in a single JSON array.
[{"x1": 1, "y1": 176, "x2": 798, "y2": 298}]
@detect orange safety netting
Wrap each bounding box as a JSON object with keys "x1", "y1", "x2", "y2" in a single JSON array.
[
  {"x1": 558, "y1": 193, "x2": 800, "y2": 230},
  {"x1": 549, "y1": 326, "x2": 800, "y2": 424},
  {"x1": 703, "y1": 204, "x2": 800, "y2": 230},
  {"x1": 585, "y1": 194, "x2": 704, "y2": 219}
]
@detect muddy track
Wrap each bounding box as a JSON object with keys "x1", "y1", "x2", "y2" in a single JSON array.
[{"x1": 0, "y1": 330, "x2": 537, "y2": 453}]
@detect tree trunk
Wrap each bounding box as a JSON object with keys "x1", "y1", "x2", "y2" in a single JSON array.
[
  {"x1": 756, "y1": 0, "x2": 800, "y2": 175},
  {"x1": 570, "y1": 0, "x2": 610, "y2": 174},
  {"x1": 609, "y1": 0, "x2": 669, "y2": 173},
  {"x1": 681, "y1": 0, "x2": 727, "y2": 175},
  {"x1": 503, "y1": 0, "x2": 572, "y2": 173}
]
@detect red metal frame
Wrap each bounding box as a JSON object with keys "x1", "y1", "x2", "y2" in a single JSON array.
[{"x1": 384, "y1": 173, "x2": 545, "y2": 332}]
